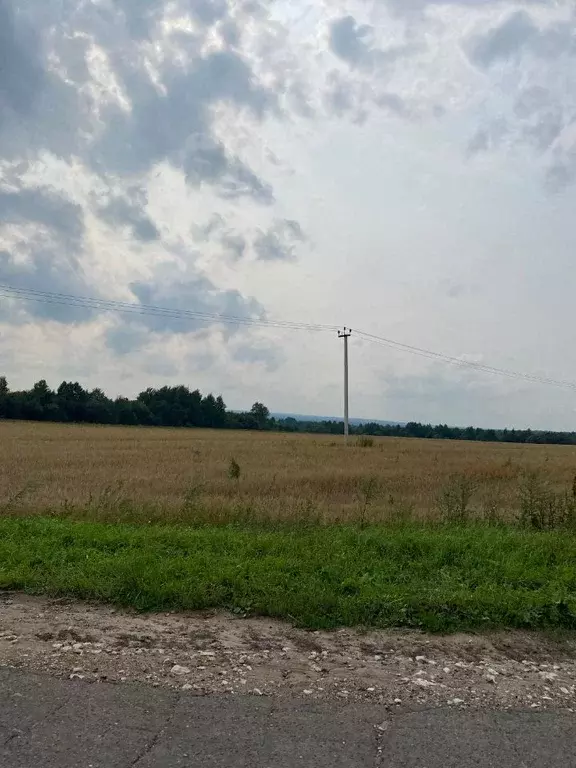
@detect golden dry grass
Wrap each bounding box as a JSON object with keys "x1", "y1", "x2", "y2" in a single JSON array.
[
  {"x1": 0, "y1": 422, "x2": 576, "y2": 521},
  {"x1": 2, "y1": 420, "x2": 576, "y2": 523}
]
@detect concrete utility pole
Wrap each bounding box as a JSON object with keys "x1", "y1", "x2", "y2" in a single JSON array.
[{"x1": 338, "y1": 328, "x2": 352, "y2": 443}]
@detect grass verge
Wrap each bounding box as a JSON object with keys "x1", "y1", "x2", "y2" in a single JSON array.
[{"x1": 1, "y1": 517, "x2": 576, "y2": 632}]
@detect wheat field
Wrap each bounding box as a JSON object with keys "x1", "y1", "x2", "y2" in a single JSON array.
[{"x1": 2, "y1": 420, "x2": 576, "y2": 523}]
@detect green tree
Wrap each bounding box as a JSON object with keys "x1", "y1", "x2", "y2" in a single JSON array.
[{"x1": 250, "y1": 402, "x2": 270, "y2": 430}]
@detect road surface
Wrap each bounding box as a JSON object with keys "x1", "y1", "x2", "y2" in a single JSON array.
[{"x1": 1, "y1": 667, "x2": 575, "y2": 767}]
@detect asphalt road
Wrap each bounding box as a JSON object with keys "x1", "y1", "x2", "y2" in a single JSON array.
[{"x1": 1, "y1": 668, "x2": 575, "y2": 767}]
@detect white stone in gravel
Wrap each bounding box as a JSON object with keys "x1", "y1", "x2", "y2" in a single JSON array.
[
  {"x1": 539, "y1": 672, "x2": 558, "y2": 682},
  {"x1": 182, "y1": 684, "x2": 193, "y2": 691},
  {"x1": 171, "y1": 665, "x2": 191, "y2": 676},
  {"x1": 303, "y1": 689, "x2": 313, "y2": 695}
]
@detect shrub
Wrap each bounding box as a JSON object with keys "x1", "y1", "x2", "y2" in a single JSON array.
[
  {"x1": 438, "y1": 474, "x2": 477, "y2": 523},
  {"x1": 518, "y1": 471, "x2": 576, "y2": 530},
  {"x1": 228, "y1": 457, "x2": 241, "y2": 482}
]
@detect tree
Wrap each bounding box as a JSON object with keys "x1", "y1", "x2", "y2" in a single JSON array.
[
  {"x1": 202, "y1": 393, "x2": 227, "y2": 428},
  {"x1": 32, "y1": 379, "x2": 53, "y2": 406},
  {"x1": 250, "y1": 402, "x2": 270, "y2": 430}
]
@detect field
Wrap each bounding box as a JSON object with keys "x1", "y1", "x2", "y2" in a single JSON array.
[
  {"x1": 3, "y1": 420, "x2": 576, "y2": 632},
  {"x1": 1, "y1": 420, "x2": 576, "y2": 524}
]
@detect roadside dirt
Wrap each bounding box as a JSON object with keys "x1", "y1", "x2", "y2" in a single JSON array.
[{"x1": 1, "y1": 592, "x2": 575, "y2": 712}]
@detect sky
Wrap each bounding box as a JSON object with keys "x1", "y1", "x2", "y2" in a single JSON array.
[{"x1": 1, "y1": 0, "x2": 576, "y2": 430}]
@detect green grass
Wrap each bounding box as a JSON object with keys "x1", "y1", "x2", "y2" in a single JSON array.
[{"x1": 1, "y1": 517, "x2": 576, "y2": 632}]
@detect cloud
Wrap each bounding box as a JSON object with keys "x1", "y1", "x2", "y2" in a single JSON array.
[
  {"x1": 457, "y1": 9, "x2": 576, "y2": 191},
  {"x1": 0, "y1": 185, "x2": 93, "y2": 323},
  {"x1": 93, "y1": 48, "x2": 275, "y2": 202},
  {"x1": 328, "y1": 14, "x2": 413, "y2": 72},
  {"x1": 0, "y1": 0, "x2": 45, "y2": 118},
  {"x1": 0, "y1": 247, "x2": 94, "y2": 324},
  {"x1": 94, "y1": 187, "x2": 160, "y2": 242},
  {"x1": 1, "y1": 0, "x2": 277, "y2": 206},
  {"x1": 253, "y1": 219, "x2": 306, "y2": 262},
  {"x1": 466, "y1": 11, "x2": 540, "y2": 69},
  {"x1": 0, "y1": 187, "x2": 84, "y2": 246},
  {"x1": 0, "y1": 0, "x2": 291, "y2": 350},
  {"x1": 220, "y1": 232, "x2": 247, "y2": 260},
  {"x1": 105, "y1": 269, "x2": 264, "y2": 353},
  {"x1": 385, "y1": 0, "x2": 548, "y2": 15},
  {"x1": 232, "y1": 340, "x2": 282, "y2": 372},
  {"x1": 192, "y1": 213, "x2": 247, "y2": 259},
  {"x1": 466, "y1": 11, "x2": 576, "y2": 69},
  {"x1": 193, "y1": 213, "x2": 308, "y2": 262},
  {"x1": 329, "y1": 16, "x2": 375, "y2": 67}
]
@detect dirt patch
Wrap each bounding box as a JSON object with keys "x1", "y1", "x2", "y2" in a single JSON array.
[{"x1": 1, "y1": 591, "x2": 575, "y2": 712}]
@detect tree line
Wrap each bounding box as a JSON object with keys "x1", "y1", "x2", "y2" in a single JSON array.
[
  {"x1": 0, "y1": 377, "x2": 270, "y2": 431},
  {"x1": 276, "y1": 417, "x2": 576, "y2": 445},
  {"x1": 1, "y1": 376, "x2": 575, "y2": 446}
]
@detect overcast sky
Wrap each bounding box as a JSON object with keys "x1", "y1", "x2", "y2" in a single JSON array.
[{"x1": 1, "y1": 0, "x2": 575, "y2": 429}]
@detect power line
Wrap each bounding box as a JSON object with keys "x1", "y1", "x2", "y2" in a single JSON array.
[
  {"x1": 1, "y1": 282, "x2": 576, "y2": 393},
  {"x1": 0, "y1": 284, "x2": 337, "y2": 334},
  {"x1": 354, "y1": 329, "x2": 576, "y2": 392}
]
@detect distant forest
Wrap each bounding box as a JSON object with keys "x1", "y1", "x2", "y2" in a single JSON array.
[{"x1": 1, "y1": 376, "x2": 576, "y2": 446}]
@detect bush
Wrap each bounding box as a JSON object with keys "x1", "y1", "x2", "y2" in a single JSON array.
[
  {"x1": 438, "y1": 474, "x2": 477, "y2": 523},
  {"x1": 518, "y1": 471, "x2": 576, "y2": 530}
]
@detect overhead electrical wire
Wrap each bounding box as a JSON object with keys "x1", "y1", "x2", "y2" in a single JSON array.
[
  {"x1": 0, "y1": 284, "x2": 337, "y2": 334},
  {"x1": 354, "y1": 329, "x2": 576, "y2": 392},
  {"x1": 1, "y1": 282, "x2": 575, "y2": 392}
]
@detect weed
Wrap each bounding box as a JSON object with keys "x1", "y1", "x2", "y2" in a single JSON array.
[
  {"x1": 438, "y1": 474, "x2": 477, "y2": 523},
  {"x1": 356, "y1": 476, "x2": 381, "y2": 526},
  {"x1": 181, "y1": 481, "x2": 205, "y2": 519},
  {"x1": 356, "y1": 436, "x2": 374, "y2": 448},
  {"x1": 482, "y1": 488, "x2": 504, "y2": 525},
  {"x1": 0, "y1": 484, "x2": 35, "y2": 515},
  {"x1": 86, "y1": 483, "x2": 133, "y2": 520},
  {"x1": 387, "y1": 494, "x2": 414, "y2": 523},
  {"x1": 228, "y1": 457, "x2": 241, "y2": 482},
  {"x1": 518, "y1": 471, "x2": 576, "y2": 530}
]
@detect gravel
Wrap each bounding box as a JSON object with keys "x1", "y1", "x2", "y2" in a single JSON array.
[{"x1": 1, "y1": 591, "x2": 575, "y2": 711}]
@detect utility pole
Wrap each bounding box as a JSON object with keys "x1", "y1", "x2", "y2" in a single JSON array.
[{"x1": 338, "y1": 328, "x2": 352, "y2": 443}]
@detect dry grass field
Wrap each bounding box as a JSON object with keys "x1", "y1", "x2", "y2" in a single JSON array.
[{"x1": 2, "y1": 420, "x2": 576, "y2": 524}]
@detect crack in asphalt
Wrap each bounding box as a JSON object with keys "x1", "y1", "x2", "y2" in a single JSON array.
[
  {"x1": 2, "y1": 693, "x2": 71, "y2": 748},
  {"x1": 126, "y1": 692, "x2": 180, "y2": 767}
]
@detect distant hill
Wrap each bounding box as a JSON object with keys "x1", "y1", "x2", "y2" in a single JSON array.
[{"x1": 271, "y1": 413, "x2": 404, "y2": 427}]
